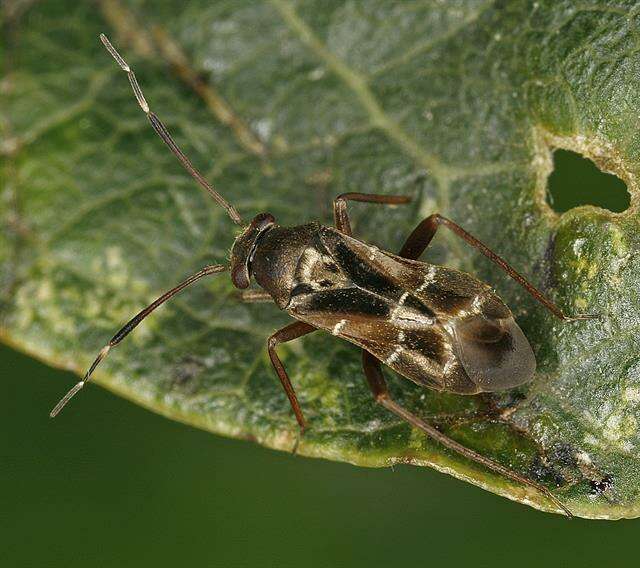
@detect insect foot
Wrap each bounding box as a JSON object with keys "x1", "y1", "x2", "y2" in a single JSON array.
[
  {"x1": 562, "y1": 312, "x2": 602, "y2": 322},
  {"x1": 291, "y1": 425, "x2": 310, "y2": 456}
]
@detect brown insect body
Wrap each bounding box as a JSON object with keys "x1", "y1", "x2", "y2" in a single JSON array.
[{"x1": 235, "y1": 219, "x2": 536, "y2": 396}]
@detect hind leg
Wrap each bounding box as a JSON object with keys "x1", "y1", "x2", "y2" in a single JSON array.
[
  {"x1": 360, "y1": 350, "x2": 571, "y2": 516},
  {"x1": 399, "y1": 213, "x2": 597, "y2": 320}
]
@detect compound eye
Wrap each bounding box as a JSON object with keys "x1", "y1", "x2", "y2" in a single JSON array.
[
  {"x1": 230, "y1": 214, "x2": 275, "y2": 289},
  {"x1": 251, "y1": 212, "x2": 275, "y2": 230},
  {"x1": 452, "y1": 316, "x2": 536, "y2": 392}
]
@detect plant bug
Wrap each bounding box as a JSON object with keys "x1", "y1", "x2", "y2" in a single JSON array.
[{"x1": 51, "y1": 34, "x2": 598, "y2": 516}]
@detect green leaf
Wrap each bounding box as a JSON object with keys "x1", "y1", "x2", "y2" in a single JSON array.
[{"x1": 2, "y1": 0, "x2": 639, "y2": 519}]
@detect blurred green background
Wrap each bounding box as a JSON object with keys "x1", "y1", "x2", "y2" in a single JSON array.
[
  {"x1": 1, "y1": 142, "x2": 638, "y2": 568},
  {"x1": 3, "y1": 339, "x2": 640, "y2": 568}
]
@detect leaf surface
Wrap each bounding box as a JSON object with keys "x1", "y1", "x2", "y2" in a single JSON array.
[{"x1": 2, "y1": 0, "x2": 640, "y2": 518}]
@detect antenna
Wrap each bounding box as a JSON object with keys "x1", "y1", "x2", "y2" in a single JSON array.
[
  {"x1": 100, "y1": 33, "x2": 243, "y2": 225},
  {"x1": 50, "y1": 264, "x2": 227, "y2": 417}
]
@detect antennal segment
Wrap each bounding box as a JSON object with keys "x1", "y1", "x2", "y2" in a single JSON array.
[
  {"x1": 50, "y1": 264, "x2": 228, "y2": 417},
  {"x1": 99, "y1": 33, "x2": 242, "y2": 225}
]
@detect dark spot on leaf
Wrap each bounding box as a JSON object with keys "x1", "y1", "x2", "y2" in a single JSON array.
[
  {"x1": 548, "y1": 443, "x2": 579, "y2": 470},
  {"x1": 528, "y1": 454, "x2": 566, "y2": 486},
  {"x1": 242, "y1": 432, "x2": 259, "y2": 444},
  {"x1": 483, "y1": 389, "x2": 526, "y2": 412},
  {"x1": 171, "y1": 356, "x2": 204, "y2": 393},
  {"x1": 413, "y1": 169, "x2": 428, "y2": 185},
  {"x1": 590, "y1": 474, "x2": 614, "y2": 496}
]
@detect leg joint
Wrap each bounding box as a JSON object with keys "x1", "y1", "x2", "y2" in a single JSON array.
[
  {"x1": 267, "y1": 334, "x2": 278, "y2": 351},
  {"x1": 334, "y1": 192, "x2": 356, "y2": 205},
  {"x1": 375, "y1": 391, "x2": 389, "y2": 404}
]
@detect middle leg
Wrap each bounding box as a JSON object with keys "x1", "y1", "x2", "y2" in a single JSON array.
[
  {"x1": 333, "y1": 192, "x2": 411, "y2": 236},
  {"x1": 267, "y1": 321, "x2": 317, "y2": 432}
]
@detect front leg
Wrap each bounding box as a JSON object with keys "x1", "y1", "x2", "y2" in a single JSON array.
[
  {"x1": 333, "y1": 192, "x2": 411, "y2": 236},
  {"x1": 267, "y1": 322, "x2": 316, "y2": 432}
]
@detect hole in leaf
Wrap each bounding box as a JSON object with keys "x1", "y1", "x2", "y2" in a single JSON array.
[{"x1": 547, "y1": 149, "x2": 630, "y2": 213}]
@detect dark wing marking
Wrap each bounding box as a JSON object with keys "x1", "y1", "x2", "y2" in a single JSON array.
[
  {"x1": 317, "y1": 227, "x2": 506, "y2": 321},
  {"x1": 331, "y1": 240, "x2": 403, "y2": 297},
  {"x1": 317, "y1": 227, "x2": 411, "y2": 301},
  {"x1": 298, "y1": 287, "x2": 391, "y2": 318},
  {"x1": 291, "y1": 283, "x2": 317, "y2": 297},
  {"x1": 412, "y1": 264, "x2": 492, "y2": 316},
  {"x1": 287, "y1": 285, "x2": 478, "y2": 393},
  {"x1": 399, "y1": 294, "x2": 437, "y2": 321}
]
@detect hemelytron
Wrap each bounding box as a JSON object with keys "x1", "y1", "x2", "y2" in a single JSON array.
[{"x1": 51, "y1": 34, "x2": 598, "y2": 516}]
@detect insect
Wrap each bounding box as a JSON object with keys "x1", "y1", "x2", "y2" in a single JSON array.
[{"x1": 51, "y1": 34, "x2": 597, "y2": 516}]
